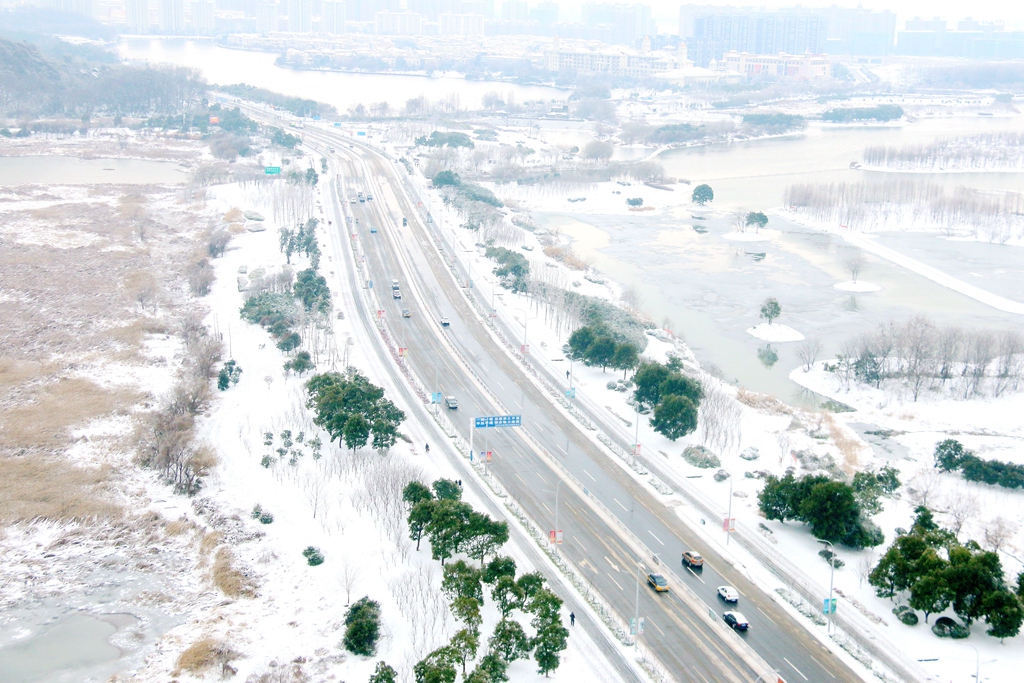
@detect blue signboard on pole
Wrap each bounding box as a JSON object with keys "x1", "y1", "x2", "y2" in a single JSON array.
[
  {"x1": 474, "y1": 415, "x2": 521, "y2": 429},
  {"x1": 431, "y1": 392, "x2": 443, "y2": 404}
]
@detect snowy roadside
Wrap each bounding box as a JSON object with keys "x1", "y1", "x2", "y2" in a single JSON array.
[{"x1": 126, "y1": 169, "x2": 644, "y2": 683}]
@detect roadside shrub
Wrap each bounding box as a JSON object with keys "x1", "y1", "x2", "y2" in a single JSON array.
[
  {"x1": 186, "y1": 258, "x2": 215, "y2": 296},
  {"x1": 683, "y1": 445, "x2": 720, "y2": 468},
  {"x1": 893, "y1": 605, "x2": 919, "y2": 626},
  {"x1": 344, "y1": 597, "x2": 382, "y2": 656},
  {"x1": 932, "y1": 616, "x2": 970, "y2": 639},
  {"x1": 302, "y1": 546, "x2": 324, "y2": 566}
]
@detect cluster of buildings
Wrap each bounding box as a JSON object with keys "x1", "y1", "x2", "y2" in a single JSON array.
[{"x1": 35, "y1": 0, "x2": 1024, "y2": 72}]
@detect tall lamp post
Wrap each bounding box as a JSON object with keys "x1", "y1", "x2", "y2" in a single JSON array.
[
  {"x1": 967, "y1": 644, "x2": 979, "y2": 683},
  {"x1": 817, "y1": 538, "x2": 836, "y2": 634},
  {"x1": 722, "y1": 468, "x2": 734, "y2": 545}
]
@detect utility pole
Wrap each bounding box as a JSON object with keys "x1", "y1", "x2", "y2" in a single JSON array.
[
  {"x1": 726, "y1": 469, "x2": 733, "y2": 545},
  {"x1": 817, "y1": 539, "x2": 836, "y2": 633}
]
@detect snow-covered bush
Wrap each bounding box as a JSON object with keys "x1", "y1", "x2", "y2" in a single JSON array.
[
  {"x1": 302, "y1": 546, "x2": 324, "y2": 566},
  {"x1": 682, "y1": 445, "x2": 720, "y2": 468},
  {"x1": 344, "y1": 597, "x2": 382, "y2": 656}
]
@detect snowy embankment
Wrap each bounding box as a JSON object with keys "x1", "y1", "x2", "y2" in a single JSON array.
[
  {"x1": 131, "y1": 176, "x2": 630, "y2": 683},
  {"x1": 834, "y1": 280, "x2": 881, "y2": 292},
  {"x1": 787, "y1": 362, "x2": 1024, "y2": 683},
  {"x1": 745, "y1": 323, "x2": 804, "y2": 342}
]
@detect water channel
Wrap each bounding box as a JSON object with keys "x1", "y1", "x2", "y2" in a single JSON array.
[
  {"x1": 118, "y1": 39, "x2": 1024, "y2": 400},
  {"x1": 0, "y1": 156, "x2": 186, "y2": 186}
]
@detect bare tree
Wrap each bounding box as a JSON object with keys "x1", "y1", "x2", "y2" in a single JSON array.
[
  {"x1": 731, "y1": 209, "x2": 748, "y2": 233},
  {"x1": 775, "y1": 432, "x2": 792, "y2": 466},
  {"x1": 304, "y1": 470, "x2": 328, "y2": 519},
  {"x1": 339, "y1": 560, "x2": 362, "y2": 605},
  {"x1": 856, "y1": 552, "x2": 876, "y2": 587},
  {"x1": 908, "y1": 469, "x2": 941, "y2": 508},
  {"x1": 983, "y1": 516, "x2": 1018, "y2": 553},
  {"x1": 846, "y1": 254, "x2": 867, "y2": 284},
  {"x1": 621, "y1": 284, "x2": 646, "y2": 316},
  {"x1": 699, "y1": 378, "x2": 742, "y2": 455},
  {"x1": 900, "y1": 316, "x2": 936, "y2": 401},
  {"x1": 945, "y1": 490, "x2": 978, "y2": 538},
  {"x1": 796, "y1": 339, "x2": 822, "y2": 372}
]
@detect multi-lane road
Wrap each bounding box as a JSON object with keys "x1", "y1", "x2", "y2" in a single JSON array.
[{"x1": 245, "y1": 109, "x2": 865, "y2": 683}]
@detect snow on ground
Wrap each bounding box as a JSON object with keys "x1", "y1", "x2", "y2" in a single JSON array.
[
  {"x1": 788, "y1": 363, "x2": 1024, "y2": 683},
  {"x1": 834, "y1": 280, "x2": 881, "y2": 292},
  {"x1": 720, "y1": 231, "x2": 773, "y2": 242},
  {"x1": 122, "y1": 176, "x2": 631, "y2": 683},
  {"x1": 746, "y1": 323, "x2": 804, "y2": 343}
]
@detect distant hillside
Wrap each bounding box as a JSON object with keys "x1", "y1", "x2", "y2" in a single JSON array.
[
  {"x1": 0, "y1": 36, "x2": 205, "y2": 120},
  {"x1": 0, "y1": 37, "x2": 65, "y2": 117}
]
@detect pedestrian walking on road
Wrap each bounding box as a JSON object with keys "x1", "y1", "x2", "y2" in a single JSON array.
[
  {"x1": 566, "y1": 370, "x2": 570, "y2": 380},
  {"x1": 425, "y1": 443, "x2": 430, "y2": 453},
  {"x1": 570, "y1": 612, "x2": 575, "y2": 626}
]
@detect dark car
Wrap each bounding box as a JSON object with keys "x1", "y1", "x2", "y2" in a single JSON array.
[
  {"x1": 723, "y1": 612, "x2": 749, "y2": 631},
  {"x1": 647, "y1": 573, "x2": 669, "y2": 592}
]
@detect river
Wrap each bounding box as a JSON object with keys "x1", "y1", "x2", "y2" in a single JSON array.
[{"x1": 118, "y1": 38, "x2": 567, "y2": 113}]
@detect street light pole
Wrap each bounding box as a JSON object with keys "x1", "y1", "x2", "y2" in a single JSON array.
[
  {"x1": 817, "y1": 538, "x2": 836, "y2": 634},
  {"x1": 554, "y1": 478, "x2": 563, "y2": 545},
  {"x1": 967, "y1": 644, "x2": 979, "y2": 682},
  {"x1": 726, "y1": 469, "x2": 733, "y2": 545}
]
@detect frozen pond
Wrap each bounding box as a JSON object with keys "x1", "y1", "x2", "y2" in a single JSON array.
[
  {"x1": 0, "y1": 613, "x2": 122, "y2": 683},
  {"x1": 0, "y1": 156, "x2": 187, "y2": 186},
  {"x1": 540, "y1": 209, "x2": 1024, "y2": 403},
  {"x1": 119, "y1": 38, "x2": 569, "y2": 112}
]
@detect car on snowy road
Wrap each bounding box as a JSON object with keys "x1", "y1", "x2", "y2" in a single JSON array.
[
  {"x1": 647, "y1": 573, "x2": 669, "y2": 592},
  {"x1": 723, "y1": 612, "x2": 749, "y2": 631},
  {"x1": 717, "y1": 586, "x2": 739, "y2": 603},
  {"x1": 682, "y1": 551, "x2": 704, "y2": 568}
]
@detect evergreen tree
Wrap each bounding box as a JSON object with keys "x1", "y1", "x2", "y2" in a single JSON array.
[
  {"x1": 342, "y1": 413, "x2": 370, "y2": 453},
  {"x1": 403, "y1": 481, "x2": 434, "y2": 508},
  {"x1": 650, "y1": 394, "x2": 698, "y2": 440},
  {"x1": 450, "y1": 629, "x2": 480, "y2": 674},
  {"x1": 369, "y1": 661, "x2": 397, "y2": 683},
  {"x1": 489, "y1": 619, "x2": 531, "y2": 662},
  {"x1": 433, "y1": 478, "x2": 462, "y2": 501},
  {"x1": 483, "y1": 556, "x2": 517, "y2": 584}
]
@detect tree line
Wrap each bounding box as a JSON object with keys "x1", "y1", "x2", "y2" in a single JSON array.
[
  {"x1": 826, "y1": 317, "x2": 1023, "y2": 400},
  {"x1": 869, "y1": 505, "x2": 1024, "y2": 640},
  {"x1": 784, "y1": 178, "x2": 1024, "y2": 243},
  {"x1": 935, "y1": 439, "x2": 1024, "y2": 490},
  {"x1": 392, "y1": 478, "x2": 569, "y2": 680},
  {"x1": 821, "y1": 105, "x2": 903, "y2": 122},
  {"x1": 567, "y1": 325, "x2": 639, "y2": 376},
  {"x1": 864, "y1": 133, "x2": 1024, "y2": 172}
]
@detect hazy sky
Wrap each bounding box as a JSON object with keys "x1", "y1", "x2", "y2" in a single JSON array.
[{"x1": 629, "y1": 1, "x2": 1024, "y2": 30}]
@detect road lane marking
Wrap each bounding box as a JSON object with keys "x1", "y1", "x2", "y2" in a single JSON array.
[
  {"x1": 557, "y1": 444, "x2": 567, "y2": 454},
  {"x1": 647, "y1": 530, "x2": 665, "y2": 546},
  {"x1": 514, "y1": 472, "x2": 527, "y2": 485},
  {"x1": 685, "y1": 566, "x2": 705, "y2": 583},
  {"x1": 693, "y1": 668, "x2": 710, "y2": 683},
  {"x1": 580, "y1": 559, "x2": 597, "y2": 573},
  {"x1": 573, "y1": 535, "x2": 587, "y2": 552},
  {"x1": 810, "y1": 654, "x2": 835, "y2": 679},
  {"x1": 541, "y1": 502, "x2": 551, "y2": 513},
  {"x1": 604, "y1": 556, "x2": 620, "y2": 572},
  {"x1": 645, "y1": 616, "x2": 665, "y2": 636},
  {"x1": 607, "y1": 573, "x2": 624, "y2": 592},
  {"x1": 755, "y1": 606, "x2": 776, "y2": 625},
  {"x1": 613, "y1": 498, "x2": 628, "y2": 512},
  {"x1": 582, "y1": 469, "x2": 596, "y2": 481},
  {"x1": 784, "y1": 657, "x2": 808, "y2": 681}
]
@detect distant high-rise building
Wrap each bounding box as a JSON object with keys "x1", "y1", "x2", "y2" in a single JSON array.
[
  {"x1": 500, "y1": 0, "x2": 526, "y2": 22},
  {"x1": 50, "y1": 0, "x2": 95, "y2": 18},
  {"x1": 321, "y1": 0, "x2": 346, "y2": 33},
  {"x1": 192, "y1": 0, "x2": 215, "y2": 34},
  {"x1": 255, "y1": 1, "x2": 279, "y2": 33},
  {"x1": 679, "y1": 4, "x2": 894, "y2": 65},
  {"x1": 439, "y1": 11, "x2": 483, "y2": 35},
  {"x1": 529, "y1": 1, "x2": 557, "y2": 30},
  {"x1": 126, "y1": 0, "x2": 150, "y2": 33},
  {"x1": 374, "y1": 10, "x2": 421, "y2": 34},
  {"x1": 287, "y1": 0, "x2": 313, "y2": 31},
  {"x1": 581, "y1": 3, "x2": 655, "y2": 46},
  {"x1": 159, "y1": 0, "x2": 186, "y2": 33}
]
